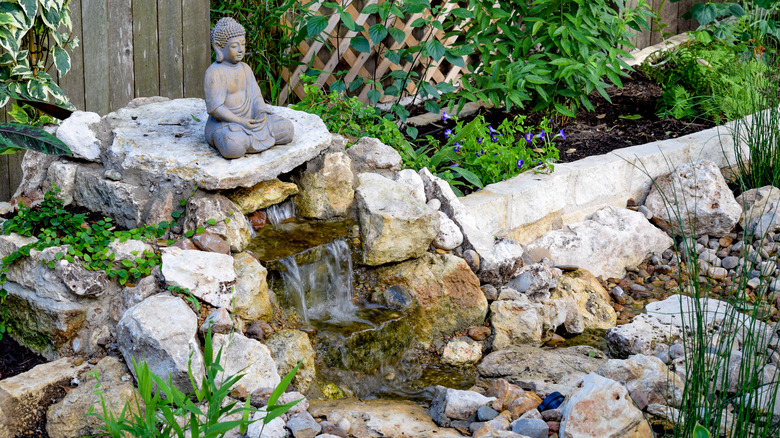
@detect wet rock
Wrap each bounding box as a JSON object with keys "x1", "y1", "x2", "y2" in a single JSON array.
[
  {"x1": 442, "y1": 336, "x2": 483, "y2": 366},
  {"x1": 245, "y1": 320, "x2": 273, "y2": 341},
  {"x1": 247, "y1": 210, "x2": 268, "y2": 231},
  {"x1": 116, "y1": 294, "x2": 204, "y2": 393},
  {"x1": 430, "y1": 386, "x2": 497, "y2": 426},
  {"x1": 212, "y1": 333, "x2": 280, "y2": 394},
  {"x1": 226, "y1": 179, "x2": 299, "y2": 214},
  {"x1": 527, "y1": 206, "x2": 673, "y2": 279},
  {"x1": 511, "y1": 418, "x2": 548, "y2": 438},
  {"x1": 55, "y1": 111, "x2": 103, "y2": 161},
  {"x1": 376, "y1": 253, "x2": 487, "y2": 346},
  {"x1": 200, "y1": 308, "x2": 233, "y2": 334},
  {"x1": 645, "y1": 160, "x2": 741, "y2": 238},
  {"x1": 192, "y1": 231, "x2": 231, "y2": 254},
  {"x1": 0, "y1": 358, "x2": 89, "y2": 437},
  {"x1": 45, "y1": 357, "x2": 139, "y2": 438},
  {"x1": 184, "y1": 194, "x2": 252, "y2": 252},
  {"x1": 433, "y1": 211, "x2": 464, "y2": 250},
  {"x1": 597, "y1": 354, "x2": 684, "y2": 407},
  {"x1": 559, "y1": 373, "x2": 653, "y2": 438},
  {"x1": 478, "y1": 345, "x2": 606, "y2": 396},
  {"x1": 265, "y1": 329, "x2": 316, "y2": 393},
  {"x1": 468, "y1": 326, "x2": 492, "y2": 341},
  {"x1": 355, "y1": 173, "x2": 438, "y2": 265},
  {"x1": 504, "y1": 263, "x2": 559, "y2": 302},
  {"x1": 232, "y1": 252, "x2": 272, "y2": 321},
  {"x1": 161, "y1": 247, "x2": 236, "y2": 308},
  {"x1": 347, "y1": 137, "x2": 402, "y2": 178},
  {"x1": 611, "y1": 286, "x2": 626, "y2": 304},
  {"x1": 296, "y1": 151, "x2": 354, "y2": 219}
]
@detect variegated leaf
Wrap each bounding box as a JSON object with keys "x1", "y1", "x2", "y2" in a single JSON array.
[
  {"x1": 41, "y1": 5, "x2": 61, "y2": 30},
  {"x1": 0, "y1": 27, "x2": 20, "y2": 56},
  {"x1": 0, "y1": 12, "x2": 15, "y2": 26},
  {"x1": 18, "y1": 0, "x2": 37, "y2": 19},
  {"x1": 27, "y1": 80, "x2": 46, "y2": 100},
  {"x1": 0, "y1": 95, "x2": 9, "y2": 108},
  {"x1": 52, "y1": 45, "x2": 70, "y2": 76},
  {"x1": 0, "y1": 122, "x2": 72, "y2": 155}
]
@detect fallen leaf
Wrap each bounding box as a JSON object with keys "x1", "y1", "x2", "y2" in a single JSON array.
[
  {"x1": 596, "y1": 114, "x2": 606, "y2": 119},
  {"x1": 566, "y1": 148, "x2": 577, "y2": 154}
]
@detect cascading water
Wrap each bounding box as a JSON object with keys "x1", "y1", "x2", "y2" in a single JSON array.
[{"x1": 267, "y1": 200, "x2": 296, "y2": 225}]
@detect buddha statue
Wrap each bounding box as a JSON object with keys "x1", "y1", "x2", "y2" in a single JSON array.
[{"x1": 204, "y1": 17, "x2": 294, "y2": 159}]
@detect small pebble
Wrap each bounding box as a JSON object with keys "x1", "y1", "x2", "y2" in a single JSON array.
[
  {"x1": 611, "y1": 286, "x2": 626, "y2": 304},
  {"x1": 722, "y1": 256, "x2": 739, "y2": 270},
  {"x1": 477, "y1": 406, "x2": 500, "y2": 421},
  {"x1": 669, "y1": 343, "x2": 684, "y2": 359},
  {"x1": 541, "y1": 409, "x2": 562, "y2": 422}
]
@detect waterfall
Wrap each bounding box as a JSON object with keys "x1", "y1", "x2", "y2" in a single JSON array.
[
  {"x1": 279, "y1": 239, "x2": 361, "y2": 324},
  {"x1": 267, "y1": 200, "x2": 296, "y2": 225}
]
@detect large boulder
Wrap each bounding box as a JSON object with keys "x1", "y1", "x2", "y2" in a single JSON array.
[
  {"x1": 265, "y1": 329, "x2": 317, "y2": 393},
  {"x1": 355, "y1": 173, "x2": 438, "y2": 265},
  {"x1": 527, "y1": 206, "x2": 673, "y2": 279},
  {"x1": 644, "y1": 160, "x2": 741, "y2": 238},
  {"x1": 116, "y1": 294, "x2": 204, "y2": 393},
  {"x1": 376, "y1": 253, "x2": 488, "y2": 346},
  {"x1": 226, "y1": 179, "x2": 299, "y2": 214},
  {"x1": 211, "y1": 333, "x2": 281, "y2": 394},
  {"x1": 419, "y1": 168, "x2": 526, "y2": 285},
  {"x1": 161, "y1": 247, "x2": 236, "y2": 308},
  {"x1": 0, "y1": 358, "x2": 88, "y2": 437},
  {"x1": 559, "y1": 373, "x2": 653, "y2": 438},
  {"x1": 598, "y1": 354, "x2": 684, "y2": 407},
  {"x1": 295, "y1": 151, "x2": 355, "y2": 219},
  {"x1": 46, "y1": 357, "x2": 140, "y2": 438},
  {"x1": 232, "y1": 252, "x2": 272, "y2": 321},
  {"x1": 184, "y1": 194, "x2": 252, "y2": 252}
]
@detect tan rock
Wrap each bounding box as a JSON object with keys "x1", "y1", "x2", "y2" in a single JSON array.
[
  {"x1": 226, "y1": 179, "x2": 299, "y2": 214},
  {"x1": 265, "y1": 329, "x2": 317, "y2": 393},
  {"x1": 507, "y1": 392, "x2": 542, "y2": 418},
  {"x1": 296, "y1": 151, "x2": 355, "y2": 219},
  {"x1": 550, "y1": 269, "x2": 617, "y2": 330},
  {"x1": 231, "y1": 252, "x2": 272, "y2": 321}
]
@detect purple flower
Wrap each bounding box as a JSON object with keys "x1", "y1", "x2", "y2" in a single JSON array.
[
  {"x1": 537, "y1": 161, "x2": 543, "y2": 166},
  {"x1": 477, "y1": 137, "x2": 483, "y2": 144},
  {"x1": 454, "y1": 142, "x2": 461, "y2": 152},
  {"x1": 488, "y1": 125, "x2": 497, "y2": 134},
  {"x1": 517, "y1": 159, "x2": 524, "y2": 168},
  {"x1": 444, "y1": 129, "x2": 453, "y2": 138},
  {"x1": 524, "y1": 133, "x2": 533, "y2": 143},
  {"x1": 537, "y1": 130, "x2": 545, "y2": 139},
  {"x1": 559, "y1": 128, "x2": 566, "y2": 140},
  {"x1": 442, "y1": 111, "x2": 449, "y2": 121},
  {"x1": 491, "y1": 134, "x2": 499, "y2": 142}
]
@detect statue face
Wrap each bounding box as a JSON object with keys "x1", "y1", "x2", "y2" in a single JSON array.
[{"x1": 221, "y1": 36, "x2": 245, "y2": 64}]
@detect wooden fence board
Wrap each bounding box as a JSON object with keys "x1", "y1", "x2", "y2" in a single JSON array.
[
  {"x1": 108, "y1": 0, "x2": 135, "y2": 111},
  {"x1": 58, "y1": 0, "x2": 85, "y2": 110},
  {"x1": 0, "y1": 107, "x2": 9, "y2": 201},
  {"x1": 133, "y1": 0, "x2": 160, "y2": 98},
  {"x1": 182, "y1": 0, "x2": 211, "y2": 98},
  {"x1": 81, "y1": 0, "x2": 110, "y2": 115},
  {"x1": 8, "y1": 152, "x2": 24, "y2": 199},
  {"x1": 158, "y1": 0, "x2": 184, "y2": 98},
  {"x1": 651, "y1": 0, "x2": 680, "y2": 45}
]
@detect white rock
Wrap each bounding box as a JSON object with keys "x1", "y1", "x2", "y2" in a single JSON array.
[
  {"x1": 598, "y1": 354, "x2": 684, "y2": 407},
  {"x1": 56, "y1": 111, "x2": 103, "y2": 161},
  {"x1": 505, "y1": 263, "x2": 559, "y2": 302},
  {"x1": 247, "y1": 410, "x2": 286, "y2": 438},
  {"x1": 645, "y1": 160, "x2": 741, "y2": 237},
  {"x1": 433, "y1": 211, "x2": 464, "y2": 250},
  {"x1": 527, "y1": 206, "x2": 673, "y2": 279},
  {"x1": 559, "y1": 373, "x2": 653, "y2": 438},
  {"x1": 116, "y1": 294, "x2": 205, "y2": 393},
  {"x1": 395, "y1": 169, "x2": 427, "y2": 205},
  {"x1": 107, "y1": 239, "x2": 154, "y2": 263},
  {"x1": 347, "y1": 137, "x2": 402, "y2": 177},
  {"x1": 606, "y1": 313, "x2": 682, "y2": 358},
  {"x1": 442, "y1": 336, "x2": 483, "y2": 366},
  {"x1": 161, "y1": 247, "x2": 236, "y2": 308},
  {"x1": 430, "y1": 386, "x2": 497, "y2": 423},
  {"x1": 44, "y1": 161, "x2": 78, "y2": 205},
  {"x1": 211, "y1": 333, "x2": 281, "y2": 394}
]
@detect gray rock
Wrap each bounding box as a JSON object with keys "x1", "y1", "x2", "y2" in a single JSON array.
[
  {"x1": 161, "y1": 247, "x2": 236, "y2": 308},
  {"x1": 611, "y1": 286, "x2": 626, "y2": 304},
  {"x1": 433, "y1": 211, "x2": 464, "y2": 250},
  {"x1": 606, "y1": 313, "x2": 681, "y2": 358},
  {"x1": 200, "y1": 308, "x2": 233, "y2": 334},
  {"x1": 645, "y1": 160, "x2": 741, "y2": 238},
  {"x1": 482, "y1": 284, "x2": 499, "y2": 301},
  {"x1": 355, "y1": 173, "x2": 438, "y2": 265},
  {"x1": 295, "y1": 151, "x2": 354, "y2": 219},
  {"x1": 44, "y1": 161, "x2": 78, "y2": 205},
  {"x1": 598, "y1": 354, "x2": 685, "y2": 407},
  {"x1": 527, "y1": 206, "x2": 673, "y2": 279},
  {"x1": 12, "y1": 151, "x2": 56, "y2": 204},
  {"x1": 184, "y1": 194, "x2": 251, "y2": 252},
  {"x1": 55, "y1": 111, "x2": 103, "y2": 161},
  {"x1": 211, "y1": 333, "x2": 281, "y2": 395},
  {"x1": 504, "y1": 263, "x2": 559, "y2": 302},
  {"x1": 478, "y1": 406, "x2": 500, "y2": 421},
  {"x1": 286, "y1": 411, "x2": 322, "y2": 438},
  {"x1": 736, "y1": 186, "x2": 780, "y2": 235},
  {"x1": 511, "y1": 418, "x2": 548, "y2": 438},
  {"x1": 347, "y1": 137, "x2": 402, "y2": 177},
  {"x1": 116, "y1": 294, "x2": 204, "y2": 393},
  {"x1": 722, "y1": 256, "x2": 739, "y2": 269},
  {"x1": 430, "y1": 386, "x2": 497, "y2": 426}
]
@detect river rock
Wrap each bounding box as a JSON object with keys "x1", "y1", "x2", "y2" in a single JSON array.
[
  {"x1": 419, "y1": 168, "x2": 525, "y2": 286},
  {"x1": 211, "y1": 333, "x2": 280, "y2": 395},
  {"x1": 559, "y1": 373, "x2": 653, "y2": 438},
  {"x1": 116, "y1": 294, "x2": 204, "y2": 393},
  {"x1": 104, "y1": 99, "x2": 331, "y2": 190},
  {"x1": 309, "y1": 398, "x2": 463, "y2": 437},
  {"x1": 184, "y1": 194, "x2": 251, "y2": 252},
  {"x1": 265, "y1": 329, "x2": 316, "y2": 393},
  {"x1": 430, "y1": 386, "x2": 497, "y2": 426},
  {"x1": 355, "y1": 173, "x2": 438, "y2": 265},
  {"x1": 376, "y1": 253, "x2": 487, "y2": 346},
  {"x1": 232, "y1": 252, "x2": 272, "y2": 321},
  {"x1": 644, "y1": 160, "x2": 741, "y2": 238},
  {"x1": 55, "y1": 110, "x2": 103, "y2": 161},
  {"x1": 0, "y1": 358, "x2": 89, "y2": 437},
  {"x1": 433, "y1": 211, "x2": 464, "y2": 250},
  {"x1": 442, "y1": 336, "x2": 483, "y2": 366},
  {"x1": 550, "y1": 269, "x2": 616, "y2": 330},
  {"x1": 395, "y1": 169, "x2": 427, "y2": 204},
  {"x1": 347, "y1": 137, "x2": 402, "y2": 178},
  {"x1": 527, "y1": 206, "x2": 673, "y2": 279},
  {"x1": 505, "y1": 263, "x2": 559, "y2": 302},
  {"x1": 161, "y1": 247, "x2": 236, "y2": 308},
  {"x1": 295, "y1": 151, "x2": 355, "y2": 219},
  {"x1": 598, "y1": 354, "x2": 684, "y2": 407},
  {"x1": 511, "y1": 418, "x2": 548, "y2": 438},
  {"x1": 478, "y1": 345, "x2": 606, "y2": 396},
  {"x1": 45, "y1": 357, "x2": 140, "y2": 438},
  {"x1": 226, "y1": 179, "x2": 299, "y2": 214}
]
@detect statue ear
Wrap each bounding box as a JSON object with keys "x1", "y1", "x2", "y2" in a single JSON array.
[{"x1": 213, "y1": 43, "x2": 224, "y2": 62}]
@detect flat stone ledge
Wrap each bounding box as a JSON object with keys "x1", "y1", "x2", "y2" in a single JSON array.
[{"x1": 106, "y1": 98, "x2": 331, "y2": 190}]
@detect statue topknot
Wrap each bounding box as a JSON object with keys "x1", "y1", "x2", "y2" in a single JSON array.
[{"x1": 211, "y1": 17, "x2": 246, "y2": 49}]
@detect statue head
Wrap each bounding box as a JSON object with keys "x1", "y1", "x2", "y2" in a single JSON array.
[{"x1": 211, "y1": 17, "x2": 246, "y2": 63}]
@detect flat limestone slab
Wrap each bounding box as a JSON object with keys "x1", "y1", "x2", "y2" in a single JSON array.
[{"x1": 106, "y1": 98, "x2": 330, "y2": 190}]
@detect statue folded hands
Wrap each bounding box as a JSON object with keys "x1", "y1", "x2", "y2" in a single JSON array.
[{"x1": 204, "y1": 17, "x2": 294, "y2": 159}]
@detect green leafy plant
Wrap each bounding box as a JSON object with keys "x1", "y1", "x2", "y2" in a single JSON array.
[{"x1": 89, "y1": 328, "x2": 303, "y2": 437}]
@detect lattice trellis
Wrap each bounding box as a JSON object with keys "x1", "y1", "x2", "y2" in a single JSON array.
[{"x1": 279, "y1": 0, "x2": 467, "y2": 105}]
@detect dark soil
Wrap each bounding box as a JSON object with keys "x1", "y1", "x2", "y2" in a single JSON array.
[
  {"x1": 412, "y1": 72, "x2": 715, "y2": 163},
  {"x1": 0, "y1": 335, "x2": 47, "y2": 380}
]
